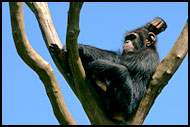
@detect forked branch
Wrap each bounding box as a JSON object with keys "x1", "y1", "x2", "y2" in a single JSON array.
[{"x1": 9, "y1": 2, "x2": 76, "y2": 125}]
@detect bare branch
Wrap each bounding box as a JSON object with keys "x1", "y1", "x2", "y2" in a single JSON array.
[
  {"x1": 25, "y1": 2, "x2": 76, "y2": 93},
  {"x1": 66, "y1": 2, "x2": 86, "y2": 92},
  {"x1": 66, "y1": 2, "x2": 114, "y2": 125},
  {"x1": 9, "y1": 2, "x2": 77, "y2": 125},
  {"x1": 25, "y1": 2, "x2": 113, "y2": 124},
  {"x1": 128, "y1": 20, "x2": 188, "y2": 125}
]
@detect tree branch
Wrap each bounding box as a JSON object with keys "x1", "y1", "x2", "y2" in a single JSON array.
[
  {"x1": 128, "y1": 20, "x2": 188, "y2": 125},
  {"x1": 9, "y1": 2, "x2": 77, "y2": 125},
  {"x1": 25, "y1": 2, "x2": 76, "y2": 93},
  {"x1": 26, "y1": 2, "x2": 113, "y2": 125},
  {"x1": 65, "y1": 2, "x2": 114, "y2": 125}
]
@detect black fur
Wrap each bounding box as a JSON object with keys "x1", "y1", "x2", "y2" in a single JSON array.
[{"x1": 78, "y1": 44, "x2": 159, "y2": 121}]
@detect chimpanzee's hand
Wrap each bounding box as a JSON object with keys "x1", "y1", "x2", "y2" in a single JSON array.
[
  {"x1": 148, "y1": 17, "x2": 167, "y2": 35},
  {"x1": 49, "y1": 43, "x2": 61, "y2": 56}
]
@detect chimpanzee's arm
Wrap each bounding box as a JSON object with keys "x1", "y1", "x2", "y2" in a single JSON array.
[
  {"x1": 78, "y1": 44, "x2": 119, "y2": 67},
  {"x1": 132, "y1": 17, "x2": 167, "y2": 35},
  {"x1": 146, "y1": 17, "x2": 167, "y2": 35},
  {"x1": 79, "y1": 45, "x2": 118, "y2": 58},
  {"x1": 50, "y1": 43, "x2": 120, "y2": 72}
]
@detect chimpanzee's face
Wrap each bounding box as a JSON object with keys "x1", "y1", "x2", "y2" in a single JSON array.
[
  {"x1": 123, "y1": 30, "x2": 156, "y2": 53},
  {"x1": 123, "y1": 32, "x2": 143, "y2": 52}
]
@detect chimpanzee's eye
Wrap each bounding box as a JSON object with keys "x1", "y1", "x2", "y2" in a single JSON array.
[
  {"x1": 125, "y1": 34, "x2": 136, "y2": 40},
  {"x1": 129, "y1": 34, "x2": 136, "y2": 40}
]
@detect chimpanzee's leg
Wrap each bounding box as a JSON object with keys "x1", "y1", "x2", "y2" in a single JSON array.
[
  {"x1": 87, "y1": 59, "x2": 134, "y2": 121},
  {"x1": 87, "y1": 59, "x2": 130, "y2": 82}
]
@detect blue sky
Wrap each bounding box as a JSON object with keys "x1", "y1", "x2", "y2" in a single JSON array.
[{"x1": 2, "y1": 2, "x2": 188, "y2": 125}]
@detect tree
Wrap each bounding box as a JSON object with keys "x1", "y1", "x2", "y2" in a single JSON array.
[{"x1": 9, "y1": 2, "x2": 188, "y2": 125}]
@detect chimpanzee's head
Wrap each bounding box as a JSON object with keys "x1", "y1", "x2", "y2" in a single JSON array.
[{"x1": 123, "y1": 28, "x2": 157, "y2": 54}]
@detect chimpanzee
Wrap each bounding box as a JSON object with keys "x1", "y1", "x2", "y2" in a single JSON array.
[{"x1": 50, "y1": 17, "x2": 167, "y2": 123}]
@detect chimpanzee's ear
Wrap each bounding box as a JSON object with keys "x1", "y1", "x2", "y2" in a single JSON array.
[{"x1": 146, "y1": 32, "x2": 156, "y2": 47}]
